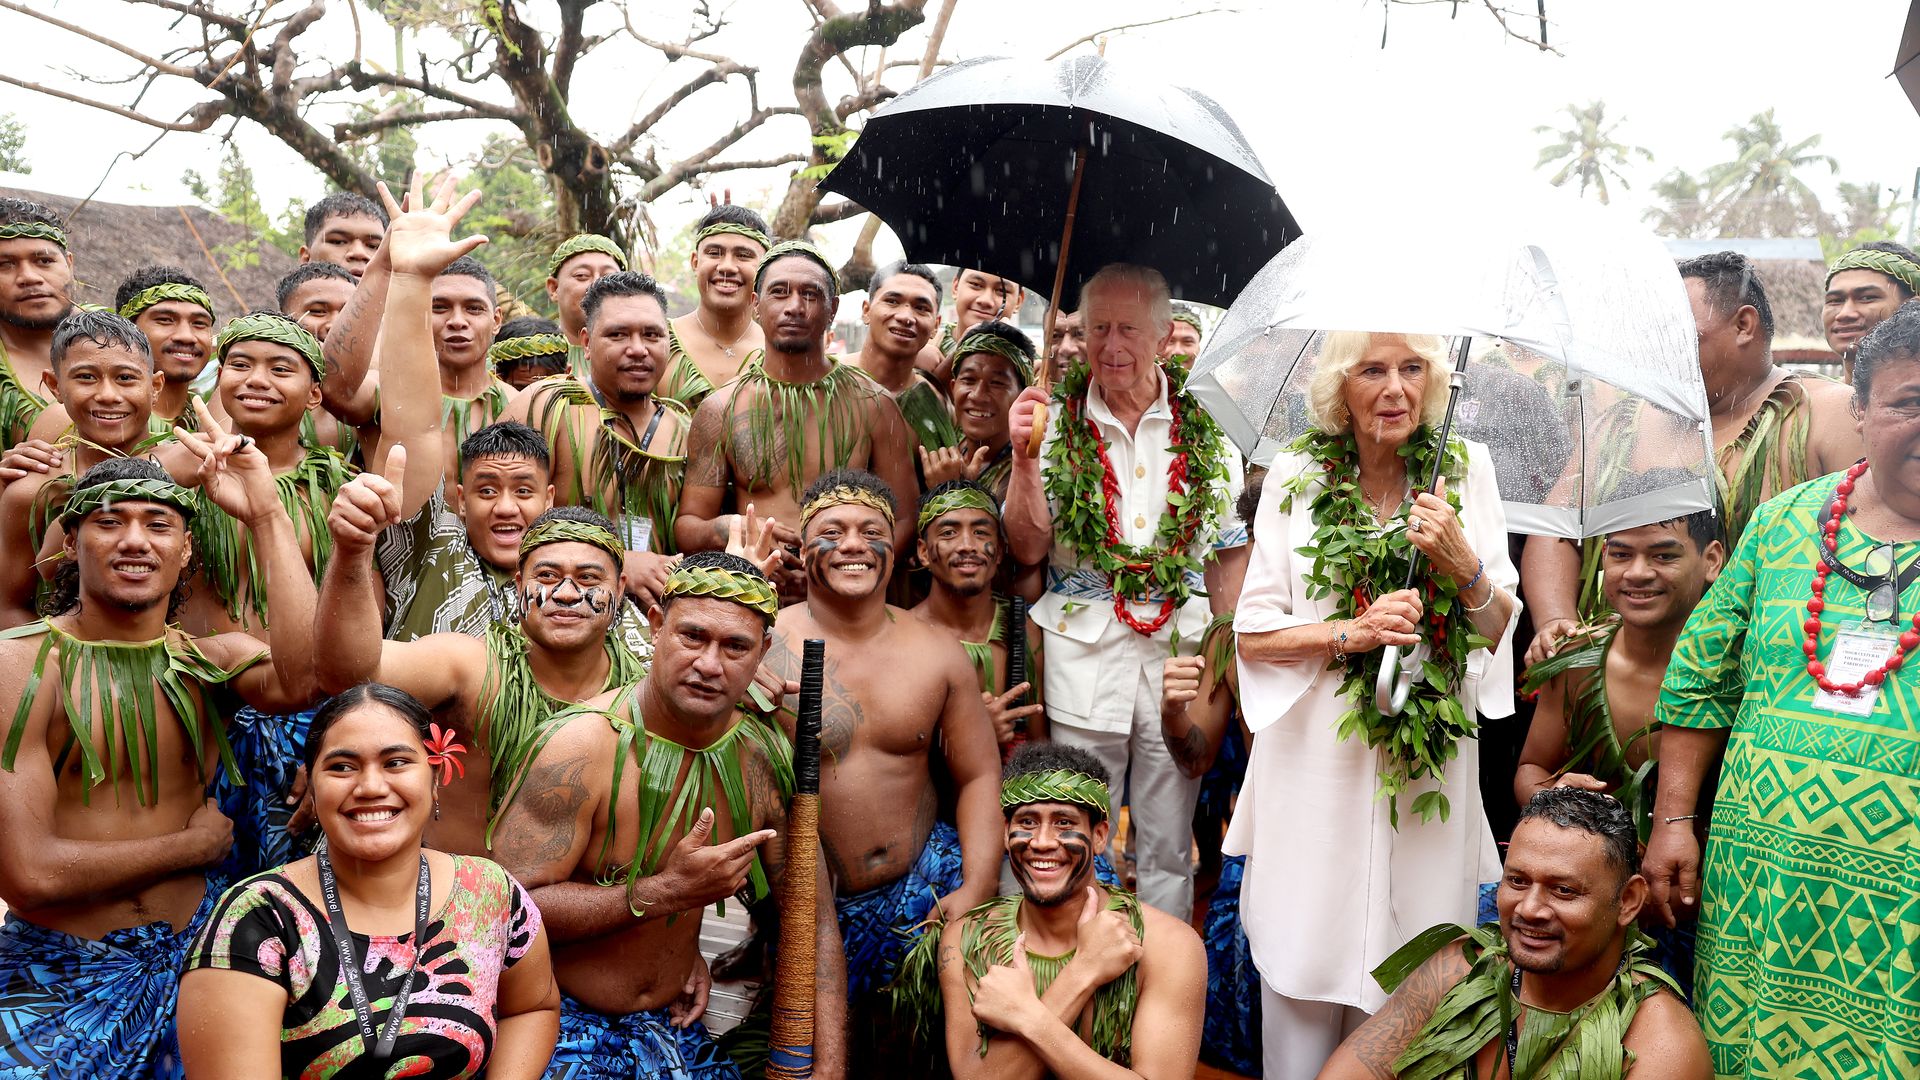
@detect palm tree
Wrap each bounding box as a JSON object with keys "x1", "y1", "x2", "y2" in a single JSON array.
[
  {"x1": 1702, "y1": 109, "x2": 1838, "y2": 237},
  {"x1": 1643, "y1": 170, "x2": 1715, "y2": 239},
  {"x1": 1533, "y1": 102, "x2": 1654, "y2": 205}
]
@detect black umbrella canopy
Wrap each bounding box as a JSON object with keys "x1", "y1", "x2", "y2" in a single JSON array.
[{"x1": 821, "y1": 54, "x2": 1300, "y2": 309}]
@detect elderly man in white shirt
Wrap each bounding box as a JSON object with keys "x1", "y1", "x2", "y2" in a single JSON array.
[{"x1": 1006, "y1": 263, "x2": 1247, "y2": 920}]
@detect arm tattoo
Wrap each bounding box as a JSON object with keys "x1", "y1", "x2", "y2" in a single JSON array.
[
  {"x1": 494, "y1": 754, "x2": 592, "y2": 874},
  {"x1": 1167, "y1": 722, "x2": 1210, "y2": 774},
  {"x1": 684, "y1": 398, "x2": 730, "y2": 488},
  {"x1": 1343, "y1": 952, "x2": 1461, "y2": 1079}
]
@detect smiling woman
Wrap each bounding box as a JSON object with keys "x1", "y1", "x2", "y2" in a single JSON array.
[{"x1": 177, "y1": 683, "x2": 561, "y2": 1080}]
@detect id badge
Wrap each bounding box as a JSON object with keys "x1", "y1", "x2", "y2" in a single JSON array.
[
  {"x1": 1812, "y1": 621, "x2": 1899, "y2": 716},
  {"x1": 621, "y1": 517, "x2": 653, "y2": 553}
]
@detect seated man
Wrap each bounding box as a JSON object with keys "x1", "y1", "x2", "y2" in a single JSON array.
[
  {"x1": 928, "y1": 743, "x2": 1206, "y2": 1078},
  {"x1": 1317, "y1": 788, "x2": 1710, "y2": 1080}
]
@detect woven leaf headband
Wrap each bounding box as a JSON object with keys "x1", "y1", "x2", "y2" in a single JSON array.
[
  {"x1": 1171, "y1": 310, "x2": 1203, "y2": 331},
  {"x1": 1829, "y1": 248, "x2": 1920, "y2": 297},
  {"x1": 548, "y1": 233, "x2": 627, "y2": 279},
  {"x1": 518, "y1": 517, "x2": 625, "y2": 564},
  {"x1": 0, "y1": 221, "x2": 67, "y2": 249},
  {"x1": 1001, "y1": 768, "x2": 1111, "y2": 816},
  {"x1": 119, "y1": 282, "x2": 214, "y2": 322},
  {"x1": 953, "y1": 329, "x2": 1035, "y2": 388},
  {"x1": 489, "y1": 333, "x2": 571, "y2": 365},
  {"x1": 918, "y1": 484, "x2": 999, "y2": 531},
  {"x1": 799, "y1": 484, "x2": 895, "y2": 531},
  {"x1": 63, "y1": 476, "x2": 196, "y2": 525},
  {"x1": 216, "y1": 312, "x2": 324, "y2": 380},
  {"x1": 755, "y1": 239, "x2": 839, "y2": 296},
  {"x1": 662, "y1": 562, "x2": 779, "y2": 620},
  {"x1": 697, "y1": 221, "x2": 770, "y2": 250}
]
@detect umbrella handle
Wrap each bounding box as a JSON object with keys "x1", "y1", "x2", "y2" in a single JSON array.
[
  {"x1": 1026, "y1": 401, "x2": 1049, "y2": 457},
  {"x1": 1373, "y1": 639, "x2": 1431, "y2": 716}
]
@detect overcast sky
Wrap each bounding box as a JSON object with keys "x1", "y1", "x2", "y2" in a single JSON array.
[{"x1": 3, "y1": 0, "x2": 1916, "y2": 270}]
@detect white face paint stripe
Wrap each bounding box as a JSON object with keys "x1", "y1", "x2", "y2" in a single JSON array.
[{"x1": 525, "y1": 577, "x2": 612, "y2": 615}]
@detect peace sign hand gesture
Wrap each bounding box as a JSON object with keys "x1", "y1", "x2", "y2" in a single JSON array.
[
  {"x1": 379, "y1": 171, "x2": 488, "y2": 279},
  {"x1": 175, "y1": 400, "x2": 280, "y2": 527}
]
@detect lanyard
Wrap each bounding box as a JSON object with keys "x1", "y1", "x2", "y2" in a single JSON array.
[
  {"x1": 1505, "y1": 965, "x2": 1521, "y2": 1076},
  {"x1": 316, "y1": 849, "x2": 430, "y2": 1062},
  {"x1": 1817, "y1": 498, "x2": 1920, "y2": 622}
]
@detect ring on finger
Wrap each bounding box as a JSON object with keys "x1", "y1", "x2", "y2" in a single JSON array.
[{"x1": 1408, "y1": 516, "x2": 1423, "y2": 532}]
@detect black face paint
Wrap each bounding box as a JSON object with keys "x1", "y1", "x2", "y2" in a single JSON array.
[
  {"x1": 528, "y1": 576, "x2": 612, "y2": 615},
  {"x1": 804, "y1": 536, "x2": 838, "y2": 590}
]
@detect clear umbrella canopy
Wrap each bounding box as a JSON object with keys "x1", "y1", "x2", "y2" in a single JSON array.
[{"x1": 1186, "y1": 192, "x2": 1716, "y2": 539}]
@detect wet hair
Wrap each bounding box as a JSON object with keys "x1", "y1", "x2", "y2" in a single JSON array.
[
  {"x1": 867, "y1": 260, "x2": 942, "y2": 306},
  {"x1": 437, "y1": 256, "x2": 498, "y2": 307},
  {"x1": 696, "y1": 204, "x2": 771, "y2": 238},
  {"x1": 300, "y1": 682, "x2": 435, "y2": 772},
  {"x1": 800, "y1": 468, "x2": 898, "y2": 521},
  {"x1": 1855, "y1": 299, "x2": 1920, "y2": 408},
  {"x1": 1516, "y1": 787, "x2": 1639, "y2": 884},
  {"x1": 459, "y1": 419, "x2": 551, "y2": 476},
  {"x1": 303, "y1": 192, "x2": 388, "y2": 245},
  {"x1": 114, "y1": 265, "x2": 206, "y2": 313},
  {"x1": 518, "y1": 505, "x2": 622, "y2": 570},
  {"x1": 50, "y1": 309, "x2": 152, "y2": 370},
  {"x1": 44, "y1": 458, "x2": 191, "y2": 620},
  {"x1": 582, "y1": 271, "x2": 670, "y2": 330},
  {"x1": 1677, "y1": 251, "x2": 1774, "y2": 341},
  {"x1": 1002, "y1": 742, "x2": 1111, "y2": 826},
  {"x1": 1844, "y1": 241, "x2": 1920, "y2": 300},
  {"x1": 1234, "y1": 470, "x2": 1266, "y2": 527},
  {"x1": 0, "y1": 198, "x2": 63, "y2": 233},
  {"x1": 276, "y1": 262, "x2": 355, "y2": 312},
  {"x1": 497, "y1": 314, "x2": 562, "y2": 341},
  {"x1": 659, "y1": 550, "x2": 775, "y2": 626},
  {"x1": 1603, "y1": 467, "x2": 1724, "y2": 551}
]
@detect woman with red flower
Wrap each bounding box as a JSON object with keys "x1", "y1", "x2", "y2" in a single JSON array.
[{"x1": 178, "y1": 683, "x2": 560, "y2": 1078}]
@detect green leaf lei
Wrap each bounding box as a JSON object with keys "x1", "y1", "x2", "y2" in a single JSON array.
[
  {"x1": 1042, "y1": 361, "x2": 1230, "y2": 641},
  {"x1": 1281, "y1": 426, "x2": 1489, "y2": 825}
]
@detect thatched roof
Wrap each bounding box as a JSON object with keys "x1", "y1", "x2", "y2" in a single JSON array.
[
  {"x1": 1664, "y1": 237, "x2": 1833, "y2": 358},
  {"x1": 0, "y1": 184, "x2": 298, "y2": 315}
]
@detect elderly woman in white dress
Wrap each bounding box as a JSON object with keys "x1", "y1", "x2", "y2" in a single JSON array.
[{"x1": 1222, "y1": 332, "x2": 1520, "y2": 1080}]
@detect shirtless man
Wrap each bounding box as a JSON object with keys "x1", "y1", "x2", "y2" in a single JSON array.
[
  {"x1": 0, "y1": 311, "x2": 168, "y2": 627},
  {"x1": 1046, "y1": 308, "x2": 1085, "y2": 387},
  {"x1": 853, "y1": 261, "x2": 954, "y2": 454},
  {"x1": 494, "y1": 551, "x2": 847, "y2": 1078},
  {"x1": 0, "y1": 198, "x2": 77, "y2": 448},
  {"x1": 919, "y1": 267, "x2": 1027, "y2": 385},
  {"x1": 675, "y1": 240, "x2": 917, "y2": 598},
  {"x1": 277, "y1": 262, "x2": 356, "y2": 345},
  {"x1": 763, "y1": 469, "x2": 1001, "y2": 1025},
  {"x1": 935, "y1": 744, "x2": 1206, "y2": 1078},
  {"x1": 1824, "y1": 241, "x2": 1920, "y2": 382},
  {"x1": 664, "y1": 205, "x2": 770, "y2": 408},
  {"x1": 1521, "y1": 251, "x2": 1860, "y2": 663},
  {"x1": 114, "y1": 266, "x2": 215, "y2": 429},
  {"x1": 0, "y1": 434, "x2": 316, "y2": 1077},
  {"x1": 298, "y1": 191, "x2": 387, "y2": 279},
  {"x1": 912, "y1": 479, "x2": 1048, "y2": 760},
  {"x1": 318, "y1": 492, "x2": 645, "y2": 857},
  {"x1": 544, "y1": 233, "x2": 626, "y2": 378},
  {"x1": 1317, "y1": 789, "x2": 1710, "y2": 1080}
]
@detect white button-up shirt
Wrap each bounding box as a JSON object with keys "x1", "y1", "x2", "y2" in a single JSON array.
[{"x1": 1031, "y1": 368, "x2": 1246, "y2": 734}]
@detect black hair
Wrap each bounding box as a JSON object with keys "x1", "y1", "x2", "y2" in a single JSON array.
[
  {"x1": 1516, "y1": 787, "x2": 1640, "y2": 884},
  {"x1": 114, "y1": 265, "x2": 206, "y2": 313},
  {"x1": 867, "y1": 260, "x2": 943, "y2": 306},
  {"x1": 1603, "y1": 467, "x2": 1724, "y2": 551},
  {"x1": 921, "y1": 478, "x2": 999, "y2": 521},
  {"x1": 957, "y1": 318, "x2": 1035, "y2": 360},
  {"x1": 0, "y1": 198, "x2": 63, "y2": 232},
  {"x1": 696, "y1": 204, "x2": 771, "y2": 238},
  {"x1": 275, "y1": 262, "x2": 355, "y2": 312},
  {"x1": 519, "y1": 506, "x2": 622, "y2": 568},
  {"x1": 45, "y1": 458, "x2": 191, "y2": 620},
  {"x1": 800, "y1": 468, "x2": 897, "y2": 524},
  {"x1": 303, "y1": 192, "x2": 388, "y2": 245},
  {"x1": 300, "y1": 682, "x2": 435, "y2": 772},
  {"x1": 1234, "y1": 470, "x2": 1266, "y2": 528},
  {"x1": 497, "y1": 315, "x2": 563, "y2": 341},
  {"x1": 1677, "y1": 251, "x2": 1774, "y2": 341},
  {"x1": 1842, "y1": 241, "x2": 1920, "y2": 300},
  {"x1": 1002, "y1": 742, "x2": 1112, "y2": 825},
  {"x1": 437, "y1": 255, "x2": 498, "y2": 306},
  {"x1": 50, "y1": 309, "x2": 151, "y2": 370},
  {"x1": 459, "y1": 420, "x2": 551, "y2": 476},
  {"x1": 1855, "y1": 299, "x2": 1920, "y2": 408},
  {"x1": 582, "y1": 271, "x2": 671, "y2": 330},
  {"x1": 660, "y1": 550, "x2": 776, "y2": 626},
  {"x1": 754, "y1": 248, "x2": 836, "y2": 295}
]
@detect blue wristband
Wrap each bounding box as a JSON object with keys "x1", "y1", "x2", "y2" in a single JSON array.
[{"x1": 1461, "y1": 558, "x2": 1485, "y2": 594}]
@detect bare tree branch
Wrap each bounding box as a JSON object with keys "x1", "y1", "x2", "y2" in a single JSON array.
[
  {"x1": 1384, "y1": 0, "x2": 1560, "y2": 54},
  {"x1": 333, "y1": 107, "x2": 511, "y2": 142},
  {"x1": 809, "y1": 199, "x2": 868, "y2": 225},
  {"x1": 610, "y1": 59, "x2": 754, "y2": 157},
  {"x1": 128, "y1": 0, "x2": 246, "y2": 35},
  {"x1": 1045, "y1": 7, "x2": 1235, "y2": 60},
  {"x1": 0, "y1": 0, "x2": 199, "y2": 78},
  {"x1": 634, "y1": 104, "x2": 802, "y2": 200},
  {"x1": 696, "y1": 154, "x2": 809, "y2": 173},
  {"x1": 0, "y1": 73, "x2": 215, "y2": 131},
  {"x1": 345, "y1": 63, "x2": 517, "y2": 117}
]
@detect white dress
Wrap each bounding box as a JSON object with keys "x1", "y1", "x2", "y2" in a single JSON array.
[{"x1": 1223, "y1": 439, "x2": 1518, "y2": 1013}]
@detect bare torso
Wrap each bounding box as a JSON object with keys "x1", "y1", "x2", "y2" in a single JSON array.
[{"x1": 671, "y1": 312, "x2": 759, "y2": 391}]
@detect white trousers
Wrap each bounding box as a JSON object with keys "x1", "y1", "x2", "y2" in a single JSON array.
[
  {"x1": 1260, "y1": 982, "x2": 1370, "y2": 1080},
  {"x1": 1050, "y1": 662, "x2": 1202, "y2": 920}
]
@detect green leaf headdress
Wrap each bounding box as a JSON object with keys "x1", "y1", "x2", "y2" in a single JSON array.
[
  {"x1": 952, "y1": 327, "x2": 1035, "y2": 388},
  {"x1": 119, "y1": 282, "x2": 214, "y2": 322},
  {"x1": 548, "y1": 233, "x2": 627, "y2": 280},
  {"x1": 1829, "y1": 246, "x2": 1920, "y2": 296},
  {"x1": 0, "y1": 221, "x2": 68, "y2": 249},
  {"x1": 489, "y1": 333, "x2": 570, "y2": 368},
  {"x1": 519, "y1": 516, "x2": 626, "y2": 565},
  {"x1": 662, "y1": 561, "x2": 778, "y2": 621},
  {"x1": 697, "y1": 221, "x2": 770, "y2": 250},
  {"x1": 918, "y1": 482, "x2": 999, "y2": 533},
  {"x1": 215, "y1": 311, "x2": 324, "y2": 381},
  {"x1": 754, "y1": 239, "x2": 839, "y2": 296},
  {"x1": 798, "y1": 482, "x2": 895, "y2": 532},
  {"x1": 1000, "y1": 766, "x2": 1112, "y2": 818},
  {"x1": 62, "y1": 475, "x2": 196, "y2": 528}
]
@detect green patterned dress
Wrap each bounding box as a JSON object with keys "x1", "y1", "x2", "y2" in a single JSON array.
[{"x1": 1658, "y1": 475, "x2": 1920, "y2": 1078}]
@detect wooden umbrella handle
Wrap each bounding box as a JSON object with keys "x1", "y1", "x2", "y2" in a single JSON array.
[{"x1": 1028, "y1": 141, "x2": 1090, "y2": 459}]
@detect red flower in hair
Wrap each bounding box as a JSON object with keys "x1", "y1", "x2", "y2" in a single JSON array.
[{"x1": 425, "y1": 723, "x2": 467, "y2": 787}]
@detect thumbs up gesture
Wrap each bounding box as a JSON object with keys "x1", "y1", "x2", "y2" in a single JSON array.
[
  {"x1": 327, "y1": 443, "x2": 410, "y2": 554},
  {"x1": 1070, "y1": 885, "x2": 1143, "y2": 986},
  {"x1": 969, "y1": 931, "x2": 1045, "y2": 1036}
]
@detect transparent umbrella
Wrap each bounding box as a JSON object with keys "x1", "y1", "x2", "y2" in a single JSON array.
[{"x1": 1187, "y1": 194, "x2": 1717, "y2": 711}]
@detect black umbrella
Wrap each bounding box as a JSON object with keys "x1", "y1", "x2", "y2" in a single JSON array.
[{"x1": 821, "y1": 52, "x2": 1298, "y2": 444}]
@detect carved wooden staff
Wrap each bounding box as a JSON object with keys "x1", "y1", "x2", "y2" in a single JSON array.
[
  {"x1": 1006, "y1": 594, "x2": 1032, "y2": 753},
  {"x1": 769, "y1": 637, "x2": 825, "y2": 1079}
]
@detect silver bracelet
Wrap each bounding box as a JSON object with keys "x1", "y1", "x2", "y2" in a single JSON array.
[{"x1": 1464, "y1": 582, "x2": 1501, "y2": 614}]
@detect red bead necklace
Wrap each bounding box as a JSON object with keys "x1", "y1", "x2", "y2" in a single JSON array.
[{"x1": 1805, "y1": 460, "x2": 1920, "y2": 695}]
